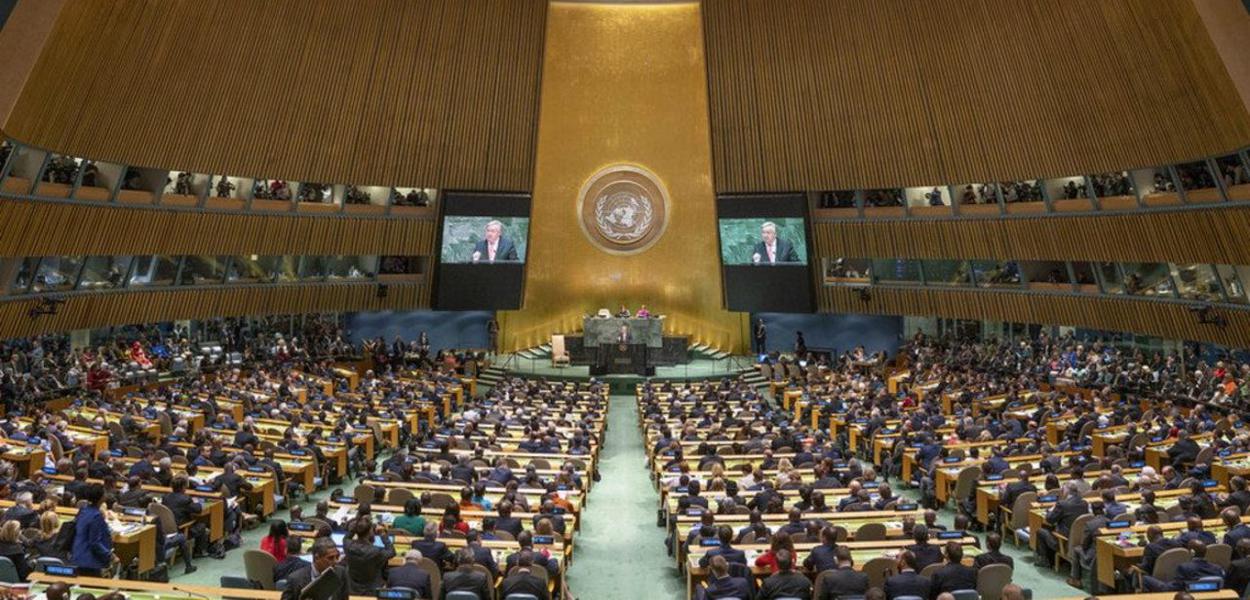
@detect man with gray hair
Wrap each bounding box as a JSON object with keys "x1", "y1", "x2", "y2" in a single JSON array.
[
  {"x1": 751, "y1": 221, "x2": 799, "y2": 265},
  {"x1": 1035, "y1": 481, "x2": 1090, "y2": 572},
  {"x1": 385, "y1": 549, "x2": 431, "y2": 597},
  {"x1": 471, "y1": 219, "x2": 518, "y2": 263},
  {"x1": 2, "y1": 491, "x2": 37, "y2": 528}
]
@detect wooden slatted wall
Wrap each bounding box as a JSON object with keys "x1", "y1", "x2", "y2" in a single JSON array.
[
  {"x1": 0, "y1": 281, "x2": 428, "y2": 338},
  {"x1": 0, "y1": 200, "x2": 437, "y2": 257},
  {"x1": 810, "y1": 205, "x2": 1250, "y2": 264},
  {"x1": 1, "y1": 0, "x2": 546, "y2": 191},
  {"x1": 704, "y1": 0, "x2": 1250, "y2": 192},
  {"x1": 819, "y1": 285, "x2": 1250, "y2": 347}
]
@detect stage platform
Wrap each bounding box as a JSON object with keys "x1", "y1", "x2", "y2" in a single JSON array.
[{"x1": 480, "y1": 352, "x2": 760, "y2": 392}]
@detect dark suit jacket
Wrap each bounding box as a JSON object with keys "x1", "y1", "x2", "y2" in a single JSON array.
[
  {"x1": 275, "y1": 556, "x2": 312, "y2": 584},
  {"x1": 472, "y1": 237, "x2": 518, "y2": 263},
  {"x1": 442, "y1": 568, "x2": 492, "y2": 600},
  {"x1": 1227, "y1": 557, "x2": 1250, "y2": 596},
  {"x1": 385, "y1": 564, "x2": 432, "y2": 599},
  {"x1": 1045, "y1": 497, "x2": 1089, "y2": 535},
  {"x1": 884, "y1": 571, "x2": 931, "y2": 600},
  {"x1": 758, "y1": 571, "x2": 812, "y2": 600},
  {"x1": 907, "y1": 542, "x2": 943, "y2": 572},
  {"x1": 412, "y1": 539, "x2": 452, "y2": 570},
  {"x1": 751, "y1": 239, "x2": 800, "y2": 264},
  {"x1": 704, "y1": 575, "x2": 753, "y2": 600},
  {"x1": 816, "y1": 567, "x2": 868, "y2": 599},
  {"x1": 2, "y1": 505, "x2": 37, "y2": 529},
  {"x1": 698, "y1": 545, "x2": 748, "y2": 567},
  {"x1": 1174, "y1": 558, "x2": 1225, "y2": 585},
  {"x1": 1001, "y1": 482, "x2": 1037, "y2": 509},
  {"x1": 929, "y1": 563, "x2": 978, "y2": 597},
  {"x1": 501, "y1": 571, "x2": 550, "y2": 600},
  {"x1": 973, "y1": 550, "x2": 1014, "y2": 570},
  {"x1": 344, "y1": 538, "x2": 395, "y2": 594},
  {"x1": 281, "y1": 564, "x2": 350, "y2": 600},
  {"x1": 162, "y1": 492, "x2": 202, "y2": 525}
]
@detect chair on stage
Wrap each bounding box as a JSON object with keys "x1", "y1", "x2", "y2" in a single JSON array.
[{"x1": 551, "y1": 334, "x2": 571, "y2": 367}]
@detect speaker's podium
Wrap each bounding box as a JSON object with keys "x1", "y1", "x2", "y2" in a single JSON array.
[{"x1": 590, "y1": 342, "x2": 654, "y2": 376}]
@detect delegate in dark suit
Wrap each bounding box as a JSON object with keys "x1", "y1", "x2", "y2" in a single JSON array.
[
  {"x1": 500, "y1": 571, "x2": 550, "y2": 600},
  {"x1": 758, "y1": 571, "x2": 812, "y2": 600},
  {"x1": 929, "y1": 562, "x2": 978, "y2": 598},
  {"x1": 386, "y1": 564, "x2": 432, "y2": 599},
  {"x1": 703, "y1": 574, "x2": 753, "y2": 600},
  {"x1": 751, "y1": 239, "x2": 800, "y2": 264},
  {"x1": 281, "y1": 565, "x2": 350, "y2": 600},
  {"x1": 441, "y1": 568, "x2": 492, "y2": 600},
  {"x1": 815, "y1": 567, "x2": 869, "y2": 599},
  {"x1": 885, "y1": 571, "x2": 931, "y2": 600},
  {"x1": 471, "y1": 237, "x2": 518, "y2": 263}
]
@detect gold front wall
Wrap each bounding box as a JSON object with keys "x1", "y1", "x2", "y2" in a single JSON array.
[{"x1": 500, "y1": 1, "x2": 745, "y2": 353}]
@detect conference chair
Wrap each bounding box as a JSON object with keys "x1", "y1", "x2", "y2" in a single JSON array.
[
  {"x1": 1006, "y1": 491, "x2": 1036, "y2": 547},
  {"x1": 810, "y1": 569, "x2": 835, "y2": 600},
  {"x1": 1054, "y1": 513, "x2": 1092, "y2": 573},
  {"x1": 469, "y1": 564, "x2": 496, "y2": 600},
  {"x1": 950, "y1": 591, "x2": 980, "y2": 600},
  {"x1": 1208, "y1": 543, "x2": 1233, "y2": 569},
  {"x1": 1135, "y1": 547, "x2": 1191, "y2": 591},
  {"x1": 855, "y1": 522, "x2": 887, "y2": 542},
  {"x1": 551, "y1": 335, "x2": 570, "y2": 367},
  {"x1": 862, "y1": 556, "x2": 895, "y2": 589},
  {"x1": 353, "y1": 484, "x2": 375, "y2": 504},
  {"x1": 504, "y1": 595, "x2": 541, "y2": 600},
  {"x1": 243, "y1": 549, "x2": 278, "y2": 590},
  {"x1": 446, "y1": 592, "x2": 481, "y2": 600},
  {"x1": 418, "y1": 557, "x2": 443, "y2": 600},
  {"x1": 920, "y1": 563, "x2": 943, "y2": 579},
  {"x1": 0, "y1": 558, "x2": 18, "y2": 584},
  {"x1": 977, "y1": 564, "x2": 1013, "y2": 600},
  {"x1": 387, "y1": 487, "x2": 414, "y2": 506}
]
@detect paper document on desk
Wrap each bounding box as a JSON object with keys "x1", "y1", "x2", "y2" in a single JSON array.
[{"x1": 333, "y1": 506, "x2": 350, "y2": 523}]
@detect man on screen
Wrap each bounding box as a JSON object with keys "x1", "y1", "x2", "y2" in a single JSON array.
[
  {"x1": 751, "y1": 221, "x2": 800, "y2": 265},
  {"x1": 471, "y1": 220, "x2": 519, "y2": 263}
]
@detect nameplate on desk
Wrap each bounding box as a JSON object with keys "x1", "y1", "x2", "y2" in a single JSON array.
[
  {"x1": 557, "y1": 485, "x2": 570, "y2": 491},
  {"x1": 1106, "y1": 520, "x2": 1131, "y2": 528},
  {"x1": 327, "y1": 437, "x2": 341, "y2": 443},
  {"x1": 911, "y1": 443, "x2": 924, "y2": 448},
  {"x1": 1150, "y1": 437, "x2": 1164, "y2": 442},
  {"x1": 551, "y1": 507, "x2": 567, "y2": 515},
  {"x1": 213, "y1": 423, "x2": 225, "y2": 429},
  {"x1": 937, "y1": 530, "x2": 964, "y2": 540},
  {"x1": 42, "y1": 466, "x2": 58, "y2": 475},
  {"x1": 943, "y1": 457, "x2": 961, "y2": 463},
  {"x1": 289, "y1": 522, "x2": 315, "y2": 531},
  {"x1": 1187, "y1": 581, "x2": 1220, "y2": 592},
  {"x1": 533, "y1": 535, "x2": 554, "y2": 545},
  {"x1": 1220, "y1": 450, "x2": 1233, "y2": 457},
  {"x1": 861, "y1": 481, "x2": 880, "y2": 488},
  {"x1": 290, "y1": 449, "x2": 308, "y2": 456},
  {"x1": 1038, "y1": 495, "x2": 1057, "y2": 502},
  {"x1": 1204, "y1": 479, "x2": 1219, "y2": 488},
  {"x1": 377, "y1": 589, "x2": 416, "y2": 600},
  {"x1": 334, "y1": 497, "x2": 356, "y2": 504},
  {"x1": 110, "y1": 449, "x2": 125, "y2": 456},
  {"x1": 194, "y1": 485, "x2": 216, "y2": 493},
  {"x1": 985, "y1": 474, "x2": 1004, "y2": 481},
  {"x1": 1130, "y1": 461, "x2": 1145, "y2": 468},
  {"x1": 674, "y1": 487, "x2": 688, "y2": 493},
  {"x1": 698, "y1": 539, "x2": 721, "y2": 547},
  {"x1": 42, "y1": 564, "x2": 77, "y2": 576},
  {"x1": 895, "y1": 503, "x2": 918, "y2": 511},
  {"x1": 27, "y1": 438, "x2": 41, "y2": 445},
  {"x1": 122, "y1": 507, "x2": 147, "y2": 517},
  {"x1": 247, "y1": 467, "x2": 266, "y2": 473},
  {"x1": 686, "y1": 508, "x2": 703, "y2": 516}
]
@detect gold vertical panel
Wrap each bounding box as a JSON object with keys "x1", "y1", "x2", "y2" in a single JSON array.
[{"x1": 500, "y1": 1, "x2": 745, "y2": 353}]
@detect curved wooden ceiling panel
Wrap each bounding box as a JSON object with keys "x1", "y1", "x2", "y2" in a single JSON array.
[
  {"x1": 1, "y1": 0, "x2": 546, "y2": 191},
  {"x1": 704, "y1": 0, "x2": 1250, "y2": 192}
]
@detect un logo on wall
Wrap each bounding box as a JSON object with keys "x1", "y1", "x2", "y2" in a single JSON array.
[{"x1": 577, "y1": 164, "x2": 670, "y2": 255}]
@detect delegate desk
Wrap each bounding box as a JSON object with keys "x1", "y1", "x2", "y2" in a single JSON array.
[
  {"x1": 684, "y1": 536, "x2": 981, "y2": 600},
  {"x1": 28, "y1": 574, "x2": 381, "y2": 600},
  {"x1": 0, "y1": 500, "x2": 158, "y2": 576},
  {"x1": 0, "y1": 438, "x2": 47, "y2": 479},
  {"x1": 1027, "y1": 485, "x2": 1224, "y2": 551},
  {"x1": 1092, "y1": 515, "x2": 1250, "y2": 589}
]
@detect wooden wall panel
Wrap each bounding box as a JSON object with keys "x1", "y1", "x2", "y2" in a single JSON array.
[
  {"x1": 819, "y1": 285, "x2": 1250, "y2": 347},
  {"x1": 1, "y1": 0, "x2": 545, "y2": 191},
  {"x1": 0, "y1": 281, "x2": 428, "y2": 339},
  {"x1": 812, "y1": 205, "x2": 1250, "y2": 264},
  {"x1": 0, "y1": 199, "x2": 437, "y2": 257},
  {"x1": 704, "y1": 0, "x2": 1250, "y2": 193}
]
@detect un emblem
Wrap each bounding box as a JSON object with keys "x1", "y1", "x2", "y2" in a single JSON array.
[{"x1": 577, "y1": 164, "x2": 670, "y2": 255}]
